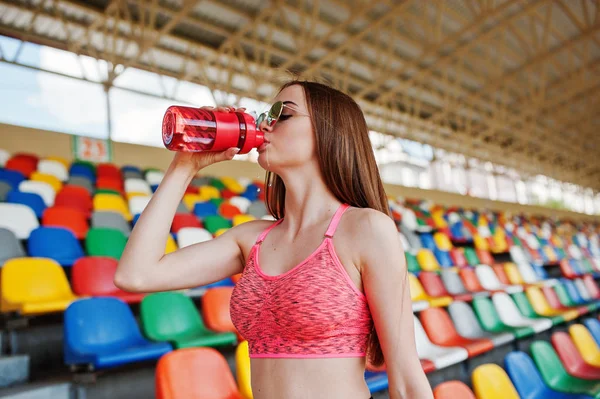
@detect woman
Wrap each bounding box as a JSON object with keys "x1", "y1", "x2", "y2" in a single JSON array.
[{"x1": 115, "y1": 80, "x2": 433, "y2": 399}]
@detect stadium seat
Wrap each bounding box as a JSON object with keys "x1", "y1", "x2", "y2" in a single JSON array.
[
  {"x1": 156, "y1": 347, "x2": 244, "y2": 399},
  {"x1": 0, "y1": 203, "x2": 39, "y2": 239},
  {"x1": 1, "y1": 257, "x2": 78, "y2": 315},
  {"x1": 531, "y1": 340, "x2": 600, "y2": 398},
  {"x1": 141, "y1": 292, "x2": 238, "y2": 349},
  {"x1": 416, "y1": 249, "x2": 441, "y2": 272},
  {"x1": 419, "y1": 271, "x2": 462, "y2": 301},
  {"x1": 584, "y1": 319, "x2": 600, "y2": 346},
  {"x1": 419, "y1": 307, "x2": 493, "y2": 357},
  {"x1": 0, "y1": 180, "x2": 10, "y2": 201},
  {"x1": 576, "y1": 278, "x2": 594, "y2": 301},
  {"x1": 96, "y1": 176, "x2": 124, "y2": 194},
  {"x1": 503, "y1": 262, "x2": 526, "y2": 285},
  {"x1": 492, "y1": 292, "x2": 552, "y2": 332},
  {"x1": 472, "y1": 296, "x2": 534, "y2": 338},
  {"x1": 504, "y1": 351, "x2": 591, "y2": 399},
  {"x1": 201, "y1": 287, "x2": 241, "y2": 340},
  {"x1": 203, "y1": 215, "x2": 232, "y2": 235},
  {"x1": 447, "y1": 301, "x2": 514, "y2": 346},
  {"x1": 64, "y1": 297, "x2": 172, "y2": 370},
  {"x1": 42, "y1": 206, "x2": 89, "y2": 239},
  {"x1": 413, "y1": 315, "x2": 468, "y2": 370},
  {"x1": 18, "y1": 180, "x2": 55, "y2": 207},
  {"x1": 71, "y1": 257, "x2": 145, "y2": 303},
  {"x1": 54, "y1": 185, "x2": 92, "y2": 216},
  {"x1": 122, "y1": 165, "x2": 142, "y2": 179},
  {"x1": 93, "y1": 193, "x2": 132, "y2": 221},
  {"x1": 0, "y1": 168, "x2": 26, "y2": 189},
  {"x1": 7, "y1": 190, "x2": 47, "y2": 218},
  {"x1": 193, "y1": 201, "x2": 219, "y2": 218},
  {"x1": 526, "y1": 286, "x2": 579, "y2": 321},
  {"x1": 198, "y1": 185, "x2": 221, "y2": 201},
  {"x1": 171, "y1": 213, "x2": 202, "y2": 233},
  {"x1": 0, "y1": 227, "x2": 26, "y2": 265},
  {"x1": 408, "y1": 274, "x2": 437, "y2": 310},
  {"x1": 463, "y1": 247, "x2": 480, "y2": 266},
  {"x1": 555, "y1": 282, "x2": 597, "y2": 312},
  {"x1": 30, "y1": 173, "x2": 62, "y2": 196},
  {"x1": 129, "y1": 195, "x2": 151, "y2": 216},
  {"x1": 91, "y1": 211, "x2": 131, "y2": 237},
  {"x1": 440, "y1": 269, "x2": 481, "y2": 300},
  {"x1": 176, "y1": 227, "x2": 213, "y2": 248},
  {"x1": 247, "y1": 201, "x2": 268, "y2": 219},
  {"x1": 28, "y1": 227, "x2": 84, "y2": 266},
  {"x1": 145, "y1": 170, "x2": 164, "y2": 186},
  {"x1": 472, "y1": 363, "x2": 520, "y2": 399},
  {"x1": 458, "y1": 267, "x2": 489, "y2": 295},
  {"x1": 96, "y1": 163, "x2": 122, "y2": 180},
  {"x1": 233, "y1": 214, "x2": 256, "y2": 227},
  {"x1": 542, "y1": 286, "x2": 588, "y2": 316},
  {"x1": 475, "y1": 264, "x2": 523, "y2": 293},
  {"x1": 68, "y1": 175, "x2": 94, "y2": 194},
  {"x1": 229, "y1": 196, "x2": 251, "y2": 214},
  {"x1": 517, "y1": 260, "x2": 549, "y2": 285},
  {"x1": 551, "y1": 331, "x2": 600, "y2": 380},
  {"x1": 582, "y1": 275, "x2": 600, "y2": 300},
  {"x1": 433, "y1": 380, "x2": 476, "y2": 399},
  {"x1": 36, "y1": 159, "x2": 68, "y2": 182},
  {"x1": 570, "y1": 324, "x2": 600, "y2": 368},
  {"x1": 235, "y1": 340, "x2": 253, "y2": 399},
  {"x1": 85, "y1": 228, "x2": 128, "y2": 259}
]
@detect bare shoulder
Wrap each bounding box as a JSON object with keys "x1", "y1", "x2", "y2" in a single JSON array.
[
  {"x1": 225, "y1": 218, "x2": 278, "y2": 254},
  {"x1": 343, "y1": 206, "x2": 398, "y2": 238}
]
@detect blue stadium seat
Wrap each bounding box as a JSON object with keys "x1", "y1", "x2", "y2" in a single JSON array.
[
  {"x1": 434, "y1": 247, "x2": 453, "y2": 268},
  {"x1": 64, "y1": 297, "x2": 172, "y2": 370},
  {"x1": 562, "y1": 279, "x2": 590, "y2": 306},
  {"x1": 420, "y1": 233, "x2": 436, "y2": 251},
  {"x1": 7, "y1": 190, "x2": 46, "y2": 218},
  {"x1": 505, "y1": 350, "x2": 592, "y2": 399},
  {"x1": 241, "y1": 184, "x2": 259, "y2": 201},
  {"x1": 193, "y1": 201, "x2": 218, "y2": 218},
  {"x1": 584, "y1": 318, "x2": 600, "y2": 347},
  {"x1": 69, "y1": 164, "x2": 96, "y2": 184},
  {"x1": 364, "y1": 371, "x2": 388, "y2": 394},
  {"x1": 0, "y1": 168, "x2": 26, "y2": 189},
  {"x1": 28, "y1": 227, "x2": 84, "y2": 266}
]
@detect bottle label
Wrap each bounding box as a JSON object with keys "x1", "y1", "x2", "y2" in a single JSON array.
[{"x1": 163, "y1": 112, "x2": 174, "y2": 145}]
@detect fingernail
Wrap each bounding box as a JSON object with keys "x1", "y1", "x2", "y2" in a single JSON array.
[{"x1": 232, "y1": 148, "x2": 240, "y2": 154}]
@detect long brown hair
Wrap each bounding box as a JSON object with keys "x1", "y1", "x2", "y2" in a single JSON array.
[{"x1": 264, "y1": 79, "x2": 404, "y2": 368}]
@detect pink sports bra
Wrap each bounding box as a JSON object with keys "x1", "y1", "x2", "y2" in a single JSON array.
[{"x1": 229, "y1": 203, "x2": 374, "y2": 358}]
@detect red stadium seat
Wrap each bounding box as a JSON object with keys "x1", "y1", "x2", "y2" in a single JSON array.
[
  {"x1": 433, "y1": 380, "x2": 476, "y2": 399},
  {"x1": 156, "y1": 347, "x2": 244, "y2": 399},
  {"x1": 5, "y1": 153, "x2": 38, "y2": 178},
  {"x1": 71, "y1": 257, "x2": 145, "y2": 303},
  {"x1": 171, "y1": 213, "x2": 202, "y2": 234},
  {"x1": 450, "y1": 248, "x2": 468, "y2": 268},
  {"x1": 583, "y1": 275, "x2": 600, "y2": 299},
  {"x1": 459, "y1": 267, "x2": 487, "y2": 295},
  {"x1": 97, "y1": 163, "x2": 122, "y2": 180},
  {"x1": 420, "y1": 271, "x2": 472, "y2": 302},
  {"x1": 54, "y1": 185, "x2": 92, "y2": 217},
  {"x1": 492, "y1": 264, "x2": 512, "y2": 285},
  {"x1": 551, "y1": 331, "x2": 600, "y2": 380},
  {"x1": 42, "y1": 206, "x2": 89, "y2": 239},
  {"x1": 420, "y1": 307, "x2": 494, "y2": 357},
  {"x1": 476, "y1": 249, "x2": 495, "y2": 266}
]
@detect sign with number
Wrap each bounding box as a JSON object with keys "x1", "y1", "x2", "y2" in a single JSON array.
[{"x1": 72, "y1": 136, "x2": 112, "y2": 163}]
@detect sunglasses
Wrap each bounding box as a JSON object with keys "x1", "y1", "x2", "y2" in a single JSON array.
[{"x1": 255, "y1": 101, "x2": 309, "y2": 129}]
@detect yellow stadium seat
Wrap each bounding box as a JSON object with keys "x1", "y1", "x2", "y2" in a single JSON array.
[
  {"x1": 215, "y1": 228, "x2": 229, "y2": 237},
  {"x1": 93, "y1": 193, "x2": 132, "y2": 221},
  {"x1": 198, "y1": 186, "x2": 221, "y2": 201},
  {"x1": 408, "y1": 274, "x2": 451, "y2": 308},
  {"x1": 569, "y1": 324, "x2": 600, "y2": 368},
  {"x1": 235, "y1": 340, "x2": 254, "y2": 399},
  {"x1": 183, "y1": 194, "x2": 203, "y2": 211},
  {"x1": 472, "y1": 364, "x2": 520, "y2": 399},
  {"x1": 233, "y1": 214, "x2": 256, "y2": 227},
  {"x1": 433, "y1": 232, "x2": 452, "y2": 251},
  {"x1": 30, "y1": 171, "x2": 62, "y2": 192},
  {"x1": 542, "y1": 246, "x2": 558, "y2": 263},
  {"x1": 416, "y1": 249, "x2": 440, "y2": 272},
  {"x1": 431, "y1": 210, "x2": 447, "y2": 229},
  {"x1": 491, "y1": 230, "x2": 508, "y2": 253},
  {"x1": 473, "y1": 234, "x2": 489, "y2": 251},
  {"x1": 45, "y1": 156, "x2": 69, "y2": 168},
  {"x1": 126, "y1": 191, "x2": 148, "y2": 200},
  {"x1": 221, "y1": 177, "x2": 245, "y2": 195},
  {"x1": 525, "y1": 287, "x2": 578, "y2": 321},
  {"x1": 503, "y1": 263, "x2": 525, "y2": 285},
  {"x1": 165, "y1": 234, "x2": 178, "y2": 254},
  {"x1": 1, "y1": 258, "x2": 79, "y2": 315}
]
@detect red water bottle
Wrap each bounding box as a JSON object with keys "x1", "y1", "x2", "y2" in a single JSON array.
[{"x1": 162, "y1": 106, "x2": 264, "y2": 154}]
